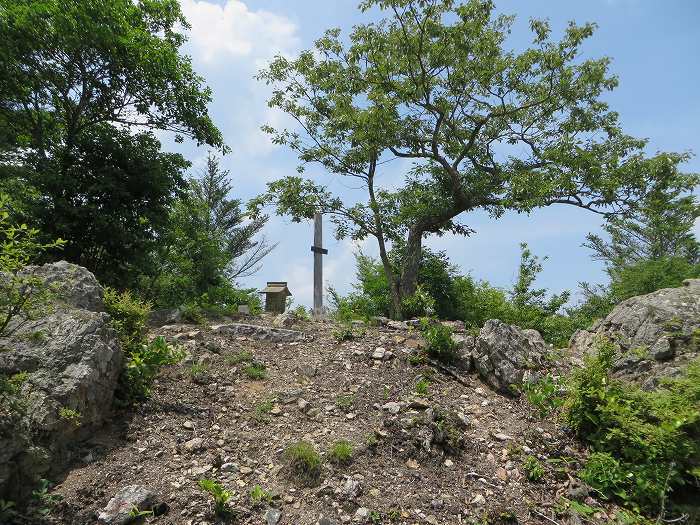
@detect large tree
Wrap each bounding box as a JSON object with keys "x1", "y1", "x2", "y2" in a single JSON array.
[
  {"x1": 147, "y1": 155, "x2": 275, "y2": 308},
  {"x1": 251, "y1": 0, "x2": 692, "y2": 318},
  {"x1": 0, "y1": 0, "x2": 224, "y2": 278}
]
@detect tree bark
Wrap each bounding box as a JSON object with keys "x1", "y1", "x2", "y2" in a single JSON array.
[{"x1": 399, "y1": 225, "x2": 423, "y2": 300}]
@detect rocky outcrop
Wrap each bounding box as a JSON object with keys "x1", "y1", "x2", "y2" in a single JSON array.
[
  {"x1": 0, "y1": 262, "x2": 122, "y2": 501},
  {"x1": 211, "y1": 322, "x2": 308, "y2": 343},
  {"x1": 472, "y1": 320, "x2": 547, "y2": 395},
  {"x1": 569, "y1": 278, "x2": 700, "y2": 388}
]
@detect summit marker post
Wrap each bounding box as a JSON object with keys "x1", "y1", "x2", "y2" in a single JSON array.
[{"x1": 311, "y1": 212, "x2": 327, "y2": 318}]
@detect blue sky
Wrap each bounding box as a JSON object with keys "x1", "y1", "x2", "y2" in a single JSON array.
[{"x1": 165, "y1": 0, "x2": 700, "y2": 307}]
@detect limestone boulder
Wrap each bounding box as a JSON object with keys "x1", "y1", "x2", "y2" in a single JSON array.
[
  {"x1": 473, "y1": 320, "x2": 547, "y2": 394},
  {"x1": 0, "y1": 262, "x2": 122, "y2": 500},
  {"x1": 569, "y1": 278, "x2": 700, "y2": 388}
]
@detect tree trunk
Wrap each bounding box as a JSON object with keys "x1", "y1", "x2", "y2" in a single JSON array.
[{"x1": 399, "y1": 226, "x2": 423, "y2": 300}]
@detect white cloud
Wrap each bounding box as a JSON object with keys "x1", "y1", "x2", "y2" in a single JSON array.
[{"x1": 180, "y1": 0, "x2": 300, "y2": 64}]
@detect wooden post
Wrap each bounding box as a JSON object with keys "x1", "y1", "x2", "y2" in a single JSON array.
[{"x1": 311, "y1": 212, "x2": 327, "y2": 318}]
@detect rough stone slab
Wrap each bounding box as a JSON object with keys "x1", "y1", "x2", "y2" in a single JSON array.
[{"x1": 211, "y1": 323, "x2": 307, "y2": 343}]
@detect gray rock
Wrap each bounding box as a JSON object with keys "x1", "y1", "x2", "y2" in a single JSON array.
[
  {"x1": 472, "y1": 320, "x2": 546, "y2": 394},
  {"x1": 183, "y1": 438, "x2": 205, "y2": 452},
  {"x1": 273, "y1": 312, "x2": 301, "y2": 328},
  {"x1": 569, "y1": 278, "x2": 700, "y2": 387},
  {"x1": 265, "y1": 508, "x2": 282, "y2": 525},
  {"x1": 211, "y1": 323, "x2": 307, "y2": 343},
  {"x1": 0, "y1": 262, "x2": 121, "y2": 501},
  {"x1": 354, "y1": 507, "x2": 370, "y2": 522},
  {"x1": 381, "y1": 401, "x2": 401, "y2": 414},
  {"x1": 340, "y1": 476, "x2": 362, "y2": 499},
  {"x1": 98, "y1": 485, "x2": 157, "y2": 525}
]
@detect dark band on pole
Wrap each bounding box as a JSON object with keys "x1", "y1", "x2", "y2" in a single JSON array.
[{"x1": 311, "y1": 246, "x2": 328, "y2": 255}]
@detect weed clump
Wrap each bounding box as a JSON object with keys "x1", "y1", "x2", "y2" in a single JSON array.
[
  {"x1": 244, "y1": 362, "x2": 267, "y2": 380},
  {"x1": 284, "y1": 441, "x2": 321, "y2": 485},
  {"x1": 328, "y1": 440, "x2": 353, "y2": 466}
]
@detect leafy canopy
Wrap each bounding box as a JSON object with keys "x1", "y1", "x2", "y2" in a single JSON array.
[{"x1": 252, "y1": 0, "x2": 690, "y2": 316}]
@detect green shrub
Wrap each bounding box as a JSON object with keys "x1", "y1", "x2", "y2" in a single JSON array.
[
  {"x1": 332, "y1": 323, "x2": 356, "y2": 342},
  {"x1": 521, "y1": 374, "x2": 565, "y2": 417},
  {"x1": 335, "y1": 394, "x2": 355, "y2": 410},
  {"x1": 58, "y1": 407, "x2": 82, "y2": 427},
  {"x1": 523, "y1": 455, "x2": 545, "y2": 481},
  {"x1": 244, "y1": 362, "x2": 267, "y2": 380},
  {"x1": 328, "y1": 440, "x2": 353, "y2": 466},
  {"x1": 198, "y1": 479, "x2": 231, "y2": 516},
  {"x1": 564, "y1": 338, "x2": 700, "y2": 511},
  {"x1": 103, "y1": 288, "x2": 151, "y2": 356},
  {"x1": 120, "y1": 336, "x2": 185, "y2": 401},
  {"x1": 421, "y1": 320, "x2": 458, "y2": 362},
  {"x1": 401, "y1": 285, "x2": 435, "y2": 319},
  {"x1": 106, "y1": 289, "x2": 184, "y2": 401},
  {"x1": 253, "y1": 399, "x2": 274, "y2": 423},
  {"x1": 284, "y1": 441, "x2": 321, "y2": 484}
]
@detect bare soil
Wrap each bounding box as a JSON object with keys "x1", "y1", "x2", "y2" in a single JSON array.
[{"x1": 46, "y1": 317, "x2": 621, "y2": 525}]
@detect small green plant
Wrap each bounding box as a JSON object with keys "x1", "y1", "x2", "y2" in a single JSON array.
[
  {"x1": 369, "y1": 510, "x2": 382, "y2": 523},
  {"x1": 31, "y1": 478, "x2": 62, "y2": 516},
  {"x1": 415, "y1": 377, "x2": 430, "y2": 397},
  {"x1": 198, "y1": 479, "x2": 232, "y2": 517},
  {"x1": 333, "y1": 323, "x2": 355, "y2": 342},
  {"x1": 225, "y1": 349, "x2": 253, "y2": 365},
  {"x1": 0, "y1": 499, "x2": 16, "y2": 521},
  {"x1": 129, "y1": 506, "x2": 154, "y2": 519},
  {"x1": 408, "y1": 351, "x2": 426, "y2": 366},
  {"x1": 521, "y1": 374, "x2": 564, "y2": 417},
  {"x1": 244, "y1": 361, "x2": 267, "y2": 380},
  {"x1": 366, "y1": 432, "x2": 379, "y2": 448},
  {"x1": 181, "y1": 302, "x2": 206, "y2": 325},
  {"x1": 249, "y1": 484, "x2": 272, "y2": 506},
  {"x1": 253, "y1": 399, "x2": 274, "y2": 423},
  {"x1": 420, "y1": 319, "x2": 458, "y2": 362},
  {"x1": 328, "y1": 440, "x2": 353, "y2": 466},
  {"x1": 335, "y1": 394, "x2": 355, "y2": 410},
  {"x1": 523, "y1": 455, "x2": 545, "y2": 482},
  {"x1": 58, "y1": 407, "x2": 82, "y2": 427},
  {"x1": 119, "y1": 336, "x2": 185, "y2": 401},
  {"x1": 290, "y1": 304, "x2": 311, "y2": 321},
  {"x1": 284, "y1": 441, "x2": 321, "y2": 485},
  {"x1": 187, "y1": 363, "x2": 209, "y2": 383},
  {"x1": 0, "y1": 193, "x2": 65, "y2": 337}
]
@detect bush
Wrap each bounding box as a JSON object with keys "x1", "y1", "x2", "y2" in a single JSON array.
[
  {"x1": 284, "y1": 441, "x2": 321, "y2": 485},
  {"x1": 521, "y1": 374, "x2": 565, "y2": 417},
  {"x1": 564, "y1": 338, "x2": 700, "y2": 511},
  {"x1": 328, "y1": 440, "x2": 353, "y2": 466},
  {"x1": 421, "y1": 320, "x2": 458, "y2": 362},
  {"x1": 105, "y1": 289, "x2": 183, "y2": 401},
  {"x1": 103, "y1": 288, "x2": 151, "y2": 356},
  {"x1": 121, "y1": 337, "x2": 185, "y2": 400},
  {"x1": 400, "y1": 285, "x2": 435, "y2": 319}
]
